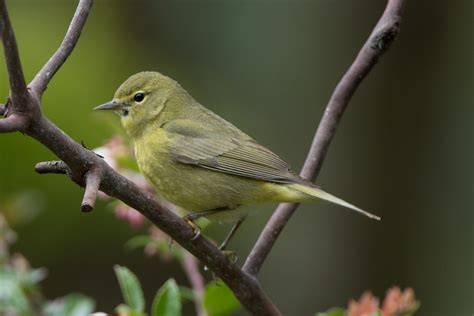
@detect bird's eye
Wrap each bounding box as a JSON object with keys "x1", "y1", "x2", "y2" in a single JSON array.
[{"x1": 133, "y1": 92, "x2": 145, "y2": 103}]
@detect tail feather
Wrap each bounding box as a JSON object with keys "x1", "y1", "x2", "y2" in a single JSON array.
[{"x1": 290, "y1": 183, "x2": 380, "y2": 221}]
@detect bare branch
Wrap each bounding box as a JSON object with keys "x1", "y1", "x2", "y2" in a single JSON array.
[
  {"x1": 30, "y1": 0, "x2": 93, "y2": 96},
  {"x1": 35, "y1": 160, "x2": 69, "y2": 174},
  {"x1": 0, "y1": 0, "x2": 28, "y2": 106},
  {"x1": 81, "y1": 167, "x2": 102, "y2": 212},
  {"x1": 0, "y1": 113, "x2": 27, "y2": 133},
  {"x1": 36, "y1": 160, "x2": 103, "y2": 213},
  {"x1": 0, "y1": 103, "x2": 5, "y2": 116},
  {"x1": 243, "y1": 0, "x2": 407, "y2": 276}
]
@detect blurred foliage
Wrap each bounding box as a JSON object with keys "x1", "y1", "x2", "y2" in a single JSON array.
[
  {"x1": 203, "y1": 282, "x2": 241, "y2": 316},
  {"x1": 318, "y1": 287, "x2": 419, "y2": 316},
  {"x1": 0, "y1": 213, "x2": 95, "y2": 316},
  {"x1": 0, "y1": 191, "x2": 44, "y2": 226},
  {"x1": 0, "y1": 207, "x2": 418, "y2": 316},
  {"x1": 0, "y1": 0, "x2": 473, "y2": 315},
  {"x1": 0, "y1": 211, "x2": 240, "y2": 316},
  {"x1": 42, "y1": 294, "x2": 95, "y2": 316},
  {"x1": 113, "y1": 265, "x2": 240, "y2": 316},
  {"x1": 318, "y1": 308, "x2": 346, "y2": 316}
]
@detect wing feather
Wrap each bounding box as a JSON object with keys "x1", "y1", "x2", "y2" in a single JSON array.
[
  {"x1": 165, "y1": 121, "x2": 300, "y2": 183},
  {"x1": 170, "y1": 135, "x2": 299, "y2": 183}
]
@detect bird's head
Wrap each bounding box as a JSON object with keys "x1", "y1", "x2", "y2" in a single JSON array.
[{"x1": 94, "y1": 71, "x2": 187, "y2": 138}]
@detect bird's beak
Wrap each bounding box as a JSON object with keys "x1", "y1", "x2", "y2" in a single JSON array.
[{"x1": 93, "y1": 101, "x2": 124, "y2": 111}]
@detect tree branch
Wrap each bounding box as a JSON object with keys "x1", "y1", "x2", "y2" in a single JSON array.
[
  {"x1": 29, "y1": 0, "x2": 93, "y2": 96},
  {"x1": 243, "y1": 0, "x2": 407, "y2": 276},
  {"x1": 35, "y1": 160, "x2": 69, "y2": 174},
  {"x1": 0, "y1": 113, "x2": 27, "y2": 132},
  {"x1": 0, "y1": 0, "x2": 28, "y2": 106},
  {"x1": 81, "y1": 167, "x2": 102, "y2": 212}
]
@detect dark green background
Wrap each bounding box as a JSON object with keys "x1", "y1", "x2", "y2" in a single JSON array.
[{"x1": 1, "y1": 0, "x2": 473, "y2": 315}]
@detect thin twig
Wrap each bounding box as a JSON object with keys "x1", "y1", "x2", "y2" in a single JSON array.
[
  {"x1": 181, "y1": 252, "x2": 207, "y2": 316},
  {"x1": 35, "y1": 160, "x2": 69, "y2": 174},
  {"x1": 81, "y1": 167, "x2": 102, "y2": 212},
  {"x1": 0, "y1": 0, "x2": 28, "y2": 107},
  {"x1": 243, "y1": 0, "x2": 407, "y2": 276},
  {"x1": 30, "y1": 0, "x2": 93, "y2": 96},
  {"x1": 36, "y1": 161, "x2": 102, "y2": 214}
]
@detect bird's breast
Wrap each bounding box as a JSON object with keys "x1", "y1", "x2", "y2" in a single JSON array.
[
  {"x1": 134, "y1": 129, "x2": 213, "y2": 210},
  {"x1": 134, "y1": 128, "x2": 174, "y2": 188}
]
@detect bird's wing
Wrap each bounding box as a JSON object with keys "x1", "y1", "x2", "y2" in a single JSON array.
[{"x1": 164, "y1": 119, "x2": 301, "y2": 183}]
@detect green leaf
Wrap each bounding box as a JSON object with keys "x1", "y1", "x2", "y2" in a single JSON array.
[
  {"x1": 316, "y1": 307, "x2": 345, "y2": 316},
  {"x1": 203, "y1": 281, "x2": 241, "y2": 316},
  {"x1": 151, "y1": 278, "x2": 181, "y2": 316},
  {"x1": 114, "y1": 265, "x2": 145, "y2": 313},
  {"x1": 0, "y1": 268, "x2": 30, "y2": 313},
  {"x1": 42, "y1": 293, "x2": 95, "y2": 316}
]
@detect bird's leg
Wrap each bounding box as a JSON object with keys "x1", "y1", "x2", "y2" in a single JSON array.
[
  {"x1": 183, "y1": 207, "x2": 229, "y2": 240},
  {"x1": 219, "y1": 217, "x2": 246, "y2": 264},
  {"x1": 219, "y1": 216, "x2": 246, "y2": 251},
  {"x1": 167, "y1": 237, "x2": 174, "y2": 253}
]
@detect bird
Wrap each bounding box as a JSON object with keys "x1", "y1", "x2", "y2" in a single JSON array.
[{"x1": 94, "y1": 71, "x2": 379, "y2": 250}]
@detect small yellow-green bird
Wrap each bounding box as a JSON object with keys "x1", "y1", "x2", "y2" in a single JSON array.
[{"x1": 95, "y1": 71, "x2": 379, "y2": 249}]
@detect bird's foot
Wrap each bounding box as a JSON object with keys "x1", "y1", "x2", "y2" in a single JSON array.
[
  {"x1": 183, "y1": 215, "x2": 201, "y2": 240},
  {"x1": 221, "y1": 249, "x2": 238, "y2": 264},
  {"x1": 202, "y1": 249, "x2": 237, "y2": 280}
]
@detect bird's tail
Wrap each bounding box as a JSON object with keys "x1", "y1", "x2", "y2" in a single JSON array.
[{"x1": 288, "y1": 183, "x2": 381, "y2": 220}]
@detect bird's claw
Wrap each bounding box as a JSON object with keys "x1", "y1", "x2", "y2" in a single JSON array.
[
  {"x1": 183, "y1": 215, "x2": 201, "y2": 240},
  {"x1": 190, "y1": 228, "x2": 201, "y2": 240},
  {"x1": 221, "y1": 250, "x2": 238, "y2": 264}
]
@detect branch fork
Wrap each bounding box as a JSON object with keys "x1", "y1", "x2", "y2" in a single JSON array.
[
  {"x1": 0, "y1": 0, "x2": 407, "y2": 314},
  {"x1": 34, "y1": 160, "x2": 102, "y2": 213}
]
